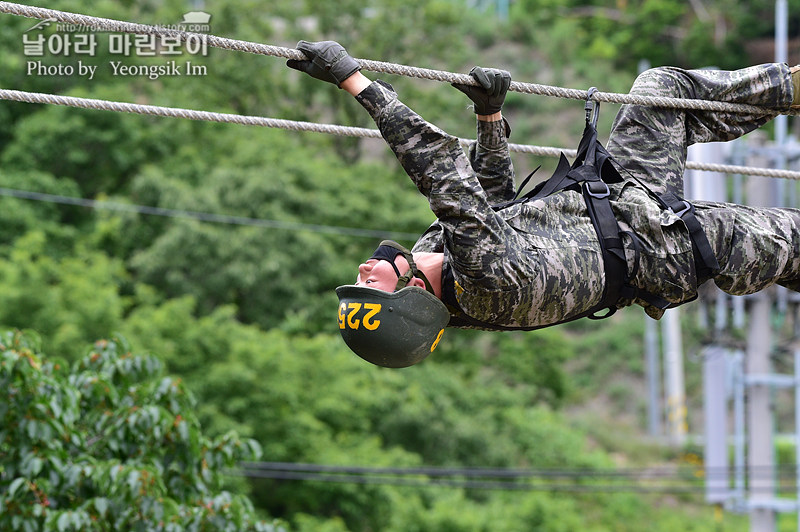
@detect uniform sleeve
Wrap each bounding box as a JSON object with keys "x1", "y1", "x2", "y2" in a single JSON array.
[
  {"x1": 467, "y1": 118, "x2": 516, "y2": 203},
  {"x1": 356, "y1": 80, "x2": 519, "y2": 278}
]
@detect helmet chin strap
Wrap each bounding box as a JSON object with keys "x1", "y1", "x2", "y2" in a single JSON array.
[
  {"x1": 371, "y1": 240, "x2": 435, "y2": 294},
  {"x1": 394, "y1": 251, "x2": 434, "y2": 293}
]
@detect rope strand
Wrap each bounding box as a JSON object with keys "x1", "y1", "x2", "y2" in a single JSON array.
[
  {"x1": 2, "y1": 87, "x2": 796, "y2": 179},
  {"x1": 0, "y1": 1, "x2": 796, "y2": 115}
]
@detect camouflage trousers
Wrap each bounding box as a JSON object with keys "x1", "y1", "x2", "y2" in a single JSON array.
[{"x1": 607, "y1": 63, "x2": 800, "y2": 299}]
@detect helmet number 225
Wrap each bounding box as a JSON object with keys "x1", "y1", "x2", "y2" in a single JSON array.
[{"x1": 338, "y1": 302, "x2": 381, "y2": 330}]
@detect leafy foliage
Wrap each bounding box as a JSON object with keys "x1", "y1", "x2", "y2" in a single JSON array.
[
  {"x1": 0, "y1": 330, "x2": 279, "y2": 531},
  {"x1": 510, "y1": 0, "x2": 800, "y2": 71},
  {"x1": 0, "y1": 232, "x2": 126, "y2": 361}
]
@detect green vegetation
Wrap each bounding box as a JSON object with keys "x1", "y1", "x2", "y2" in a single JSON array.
[
  {"x1": 0, "y1": 330, "x2": 277, "y2": 531},
  {"x1": 0, "y1": 0, "x2": 794, "y2": 530}
]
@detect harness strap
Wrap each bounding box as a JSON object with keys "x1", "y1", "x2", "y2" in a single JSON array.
[
  {"x1": 657, "y1": 191, "x2": 720, "y2": 281},
  {"x1": 581, "y1": 176, "x2": 627, "y2": 316}
]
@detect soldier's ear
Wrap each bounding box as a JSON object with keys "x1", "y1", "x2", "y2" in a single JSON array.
[{"x1": 408, "y1": 277, "x2": 426, "y2": 289}]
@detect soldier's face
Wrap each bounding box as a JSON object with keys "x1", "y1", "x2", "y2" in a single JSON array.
[{"x1": 355, "y1": 254, "x2": 411, "y2": 293}]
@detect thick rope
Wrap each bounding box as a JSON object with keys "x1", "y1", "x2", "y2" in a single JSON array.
[
  {"x1": 0, "y1": 88, "x2": 381, "y2": 138},
  {"x1": 2, "y1": 87, "x2": 798, "y2": 180},
  {"x1": 0, "y1": 1, "x2": 796, "y2": 116}
]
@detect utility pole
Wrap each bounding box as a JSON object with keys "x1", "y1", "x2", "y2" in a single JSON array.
[
  {"x1": 645, "y1": 317, "x2": 662, "y2": 437},
  {"x1": 746, "y1": 134, "x2": 776, "y2": 532},
  {"x1": 775, "y1": 0, "x2": 789, "y2": 315},
  {"x1": 688, "y1": 142, "x2": 730, "y2": 505},
  {"x1": 747, "y1": 293, "x2": 775, "y2": 531},
  {"x1": 703, "y1": 344, "x2": 729, "y2": 504},
  {"x1": 699, "y1": 4, "x2": 790, "y2": 526},
  {"x1": 663, "y1": 309, "x2": 687, "y2": 445}
]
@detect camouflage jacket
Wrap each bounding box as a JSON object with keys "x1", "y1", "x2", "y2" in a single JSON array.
[{"x1": 356, "y1": 80, "x2": 696, "y2": 328}]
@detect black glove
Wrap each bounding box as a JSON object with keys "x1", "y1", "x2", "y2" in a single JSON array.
[
  {"x1": 287, "y1": 40, "x2": 361, "y2": 87},
  {"x1": 452, "y1": 66, "x2": 511, "y2": 115}
]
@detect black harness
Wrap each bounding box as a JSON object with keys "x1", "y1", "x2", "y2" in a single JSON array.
[{"x1": 446, "y1": 90, "x2": 719, "y2": 331}]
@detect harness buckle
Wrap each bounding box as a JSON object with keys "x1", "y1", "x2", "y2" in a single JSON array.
[
  {"x1": 584, "y1": 180, "x2": 610, "y2": 199},
  {"x1": 671, "y1": 200, "x2": 692, "y2": 218}
]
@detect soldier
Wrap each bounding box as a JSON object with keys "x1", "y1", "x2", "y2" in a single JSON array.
[{"x1": 288, "y1": 40, "x2": 800, "y2": 368}]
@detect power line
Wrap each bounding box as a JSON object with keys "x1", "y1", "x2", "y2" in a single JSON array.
[
  {"x1": 236, "y1": 468, "x2": 712, "y2": 494},
  {"x1": 0, "y1": 187, "x2": 420, "y2": 240},
  {"x1": 234, "y1": 461, "x2": 800, "y2": 494},
  {"x1": 242, "y1": 461, "x2": 800, "y2": 479},
  {"x1": 0, "y1": 1, "x2": 796, "y2": 116}
]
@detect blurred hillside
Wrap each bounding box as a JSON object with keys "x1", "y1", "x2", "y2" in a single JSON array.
[{"x1": 1, "y1": 0, "x2": 799, "y2": 530}]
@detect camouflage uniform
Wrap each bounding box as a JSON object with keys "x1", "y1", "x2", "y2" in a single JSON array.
[{"x1": 355, "y1": 63, "x2": 800, "y2": 329}]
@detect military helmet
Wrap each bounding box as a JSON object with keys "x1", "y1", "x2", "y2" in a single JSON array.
[
  {"x1": 335, "y1": 240, "x2": 450, "y2": 368},
  {"x1": 336, "y1": 285, "x2": 449, "y2": 368}
]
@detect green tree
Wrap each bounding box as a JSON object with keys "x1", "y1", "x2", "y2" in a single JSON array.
[
  {"x1": 0, "y1": 231, "x2": 126, "y2": 361},
  {"x1": 0, "y1": 330, "x2": 280, "y2": 532},
  {"x1": 0, "y1": 169, "x2": 80, "y2": 250},
  {"x1": 122, "y1": 125, "x2": 434, "y2": 331},
  {"x1": 509, "y1": 0, "x2": 800, "y2": 71}
]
